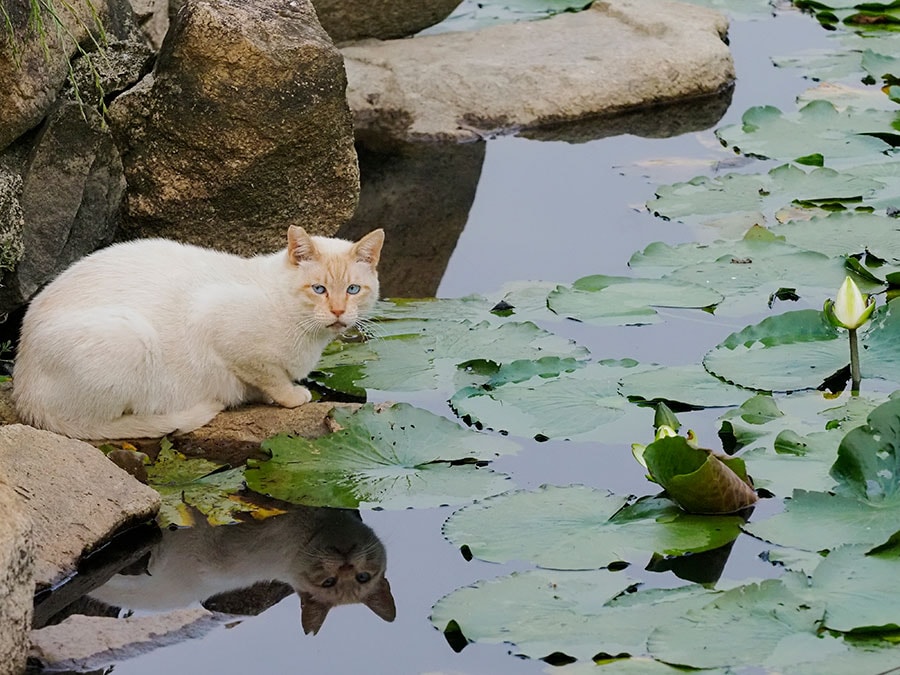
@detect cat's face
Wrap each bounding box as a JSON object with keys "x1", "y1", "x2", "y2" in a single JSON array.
[
  {"x1": 294, "y1": 533, "x2": 396, "y2": 635},
  {"x1": 287, "y1": 227, "x2": 384, "y2": 335}
]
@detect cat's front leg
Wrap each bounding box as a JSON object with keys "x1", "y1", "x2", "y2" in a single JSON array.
[
  {"x1": 231, "y1": 362, "x2": 311, "y2": 408},
  {"x1": 268, "y1": 382, "x2": 312, "y2": 408}
]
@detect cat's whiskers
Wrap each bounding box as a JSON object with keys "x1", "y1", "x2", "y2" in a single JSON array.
[{"x1": 354, "y1": 317, "x2": 384, "y2": 340}]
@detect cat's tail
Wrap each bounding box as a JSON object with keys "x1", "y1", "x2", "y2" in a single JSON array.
[{"x1": 17, "y1": 401, "x2": 224, "y2": 441}]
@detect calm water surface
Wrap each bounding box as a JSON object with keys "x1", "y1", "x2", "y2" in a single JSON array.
[{"x1": 82, "y1": 8, "x2": 836, "y2": 675}]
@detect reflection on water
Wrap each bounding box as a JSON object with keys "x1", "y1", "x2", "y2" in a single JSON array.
[{"x1": 87, "y1": 506, "x2": 395, "y2": 636}]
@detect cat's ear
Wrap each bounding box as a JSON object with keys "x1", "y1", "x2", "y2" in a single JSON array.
[
  {"x1": 353, "y1": 229, "x2": 384, "y2": 267},
  {"x1": 364, "y1": 577, "x2": 397, "y2": 623},
  {"x1": 287, "y1": 225, "x2": 317, "y2": 265},
  {"x1": 299, "y1": 591, "x2": 331, "y2": 635}
]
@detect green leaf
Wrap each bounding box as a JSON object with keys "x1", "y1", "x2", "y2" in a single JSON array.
[
  {"x1": 425, "y1": 0, "x2": 593, "y2": 34},
  {"x1": 618, "y1": 364, "x2": 751, "y2": 409},
  {"x1": 647, "y1": 576, "x2": 838, "y2": 670},
  {"x1": 745, "y1": 489, "x2": 900, "y2": 553},
  {"x1": 812, "y1": 543, "x2": 900, "y2": 633},
  {"x1": 831, "y1": 397, "x2": 900, "y2": 500},
  {"x1": 312, "y1": 319, "x2": 588, "y2": 396},
  {"x1": 450, "y1": 359, "x2": 654, "y2": 443},
  {"x1": 716, "y1": 101, "x2": 896, "y2": 168},
  {"x1": 642, "y1": 436, "x2": 757, "y2": 514},
  {"x1": 630, "y1": 238, "x2": 849, "y2": 316},
  {"x1": 430, "y1": 569, "x2": 715, "y2": 662},
  {"x1": 648, "y1": 164, "x2": 882, "y2": 226},
  {"x1": 244, "y1": 403, "x2": 517, "y2": 509},
  {"x1": 705, "y1": 302, "x2": 900, "y2": 392},
  {"x1": 442, "y1": 485, "x2": 745, "y2": 569},
  {"x1": 770, "y1": 212, "x2": 900, "y2": 263},
  {"x1": 546, "y1": 275, "x2": 722, "y2": 326}
]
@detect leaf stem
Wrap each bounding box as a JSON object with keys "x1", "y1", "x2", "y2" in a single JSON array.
[{"x1": 849, "y1": 327, "x2": 861, "y2": 395}]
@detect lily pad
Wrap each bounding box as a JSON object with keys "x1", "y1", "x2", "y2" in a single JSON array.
[
  {"x1": 704, "y1": 303, "x2": 900, "y2": 392},
  {"x1": 546, "y1": 275, "x2": 723, "y2": 325},
  {"x1": 812, "y1": 543, "x2": 900, "y2": 633},
  {"x1": 648, "y1": 163, "x2": 882, "y2": 226},
  {"x1": 715, "y1": 101, "x2": 897, "y2": 168},
  {"x1": 450, "y1": 359, "x2": 655, "y2": 443},
  {"x1": 719, "y1": 392, "x2": 886, "y2": 496},
  {"x1": 629, "y1": 237, "x2": 849, "y2": 315},
  {"x1": 424, "y1": 0, "x2": 593, "y2": 35},
  {"x1": 831, "y1": 396, "x2": 900, "y2": 500},
  {"x1": 618, "y1": 364, "x2": 751, "y2": 409},
  {"x1": 443, "y1": 485, "x2": 746, "y2": 569},
  {"x1": 647, "y1": 575, "x2": 838, "y2": 670},
  {"x1": 430, "y1": 569, "x2": 715, "y2": 662},
  {"x1": 770, "y1": 211, "x2": 900, "y2": 262},
  {"x1": 311, "y1": 319, "x2": 588, "y2": 396},
  {"x1": 244, "y1": 403, "x2": 517, "y2": 509}
]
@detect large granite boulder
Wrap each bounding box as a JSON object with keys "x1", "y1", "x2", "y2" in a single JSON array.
[
  {"x1": 0, "y1": 470, "x2": 33, "y2": 675},
  {"x1": 343, "y1": 0, "x2": 735, "y2": 143},
  {"x1": 108, "y1": 0, "x2": 359, "y2": 255},
  {"x1": 311, "y1": 0, "x2": 460, "y2": 43}
]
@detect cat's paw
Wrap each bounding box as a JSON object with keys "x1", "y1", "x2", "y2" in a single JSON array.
[{"x1": 274, "y1": 384, "x2": 312, "y2": 408}]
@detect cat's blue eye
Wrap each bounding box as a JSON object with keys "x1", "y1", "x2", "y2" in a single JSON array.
[
  {"x1": 347, "y1": 284, "x2": 361, "y2": 295},
  {"x1": 356, "y1": 572, "x2": 371, "y2": 583},
  {"x1": 321, "y1": 577, "x2": 337, "y2": 588},
  {"x1": 311, "y1": 284, "x2": 327, "y2": 295}
]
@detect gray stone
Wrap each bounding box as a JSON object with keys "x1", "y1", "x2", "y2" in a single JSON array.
[
  {"x1": 343, "y1": 0, "x2": 735, "y2": 143},
  {"x1": 311, "y1": 0, "x2": 459, "y2": 43},
  {"x1": 108, "y1": 0, "x2": 359, "y2": 256},
  {"x1": 0, "y1": 102, "x2": 124, "y2": 308},
  {"x1": 128, "y1": 0, "x2": 171, "y2": 49},
  {"x1": 0, "y1": 471, "x2": 33, "y2": 675},
  {"x1": 29, "y1": 608, "x2": 220, "y2": 671},
  {"x1": 0, "y1": 425, "x2": 160, "y2": 590},
  {"x1": 0, "y1": 169, "x2": 25, "y2": 275}
]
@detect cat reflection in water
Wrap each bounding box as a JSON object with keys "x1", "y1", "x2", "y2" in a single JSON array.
[
  {"x1": 90, "y1": 506, "x2": 396, "y2": 635},
  {"x1": 13, "y1": 226, "x2": 384, "y2": 439}
]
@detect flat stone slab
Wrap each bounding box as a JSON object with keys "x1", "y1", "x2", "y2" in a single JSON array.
[
  {"x1": 0, "y1": 471, "x2": 33, "y2": 675},
  {"x1": 343, "y1": 0, "x2": 734, "y2": 142},
  {"x1": 29, "y1": 608, "x2": 220, "y2": 671},
  {"x1": 0, "y1": 425, "x2": 160, "y2": 589}
]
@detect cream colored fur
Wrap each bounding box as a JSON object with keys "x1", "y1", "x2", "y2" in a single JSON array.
[
  {"x1": 89, "y1": 506, "x2": 396, "y2": 635},
  {"x1": 13, "y1": 227, "x2": 384, "y2": 440}
]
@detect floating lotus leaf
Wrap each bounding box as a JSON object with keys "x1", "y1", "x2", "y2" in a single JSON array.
[
  {"x1": 648, "y1": 164, "x2": 882, "y2": 226},
  {"x1": 629, "y1": 237, "x2": 849, "y2": 315},
  {"x1": 812, "y1": 542, "x2": 900, "y2": 633},
  {"x1": 244, "y1": 403, "x2": 517, "y2": 509},
  {"x1": 373, "y1": 296, "x2": 499, "y2": 323},
  {"x1": 546, "y1": 274, "x2": 722, "y2": 326},
  {"x1": 450, "y1": 359, "x2": 654, "y2": 443},
  {"x1": 618, "y1": 364, "x2": 751, "y2": 409},
  {"x1": 704, "y1": 304, "x2": 900, "y2": 392},
  {"x1": 794, "y1": 0, "x2": 900, "y2": 32},
  {"x1": 430, "y1": 569, "x2": 715, "y2": 662},
  {"x1": 647, "y1": 575, "x2": 839, "y2": 670},
  {"x1": 443, "y1": 485, "x2": 744, "y2": 569},
  {"x1": 770, "y1": 212, "x2": 900, "y2": 263},
  {"x1": 641, "y1": 436, "x2": 757, "y2": 514},
  {"x1": 830, "y1": 397, "x2": 900, "y2": 499},
  {"x1": 312, "y1": 318, "x2": 588, "y2": 396},
  {"x1": 425, "y1": 0, "x2": 593, "y2": 34},
  {"x1": 716, "y1": 101, "x2": 897, "y2": 167},
  {"x1": 719, "y1": 393, "x2": 886, "y2": 496},
  {"x1": 745, "y1": 489, "x2": 900, "y2": 553}
]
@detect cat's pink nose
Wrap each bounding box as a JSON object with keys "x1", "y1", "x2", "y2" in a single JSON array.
[{"x1": 332, "y1": 308, "x2": 344, "y2": 317}]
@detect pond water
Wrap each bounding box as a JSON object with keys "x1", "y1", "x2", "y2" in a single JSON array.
[{"x1": 37, "y1": 6, "x2": 868, "y2": 675}]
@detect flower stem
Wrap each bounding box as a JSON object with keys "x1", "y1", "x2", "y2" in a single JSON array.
[{"x1": 849, "y1": 327, "x2": 861, "y2": 394}]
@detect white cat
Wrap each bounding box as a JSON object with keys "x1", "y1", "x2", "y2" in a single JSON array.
[
  {"x1": 13, "y1": 226, "x2": 384, "y2": 440},
  {"x1": 88, "y1": 506, "x2": 396, "y2": 635}
]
